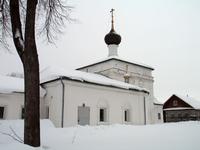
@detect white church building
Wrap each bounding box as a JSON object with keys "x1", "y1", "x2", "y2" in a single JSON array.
[{"x1": 0, "y1": 10, "x2": 163, "y2": 127}]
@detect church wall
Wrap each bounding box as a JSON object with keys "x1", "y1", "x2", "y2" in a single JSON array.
[
  {"x1": 79, "y1": 59, "x2": 158, "y2": 124},
  {"x1": 42, "y1": 80, "x2": 63, "y2": 127},
  {"x1": 104, "y1": 60, "x2": 162, "y2": 124},
  {"x1": 110, "y1": 60, "x2": 152, "y2": 77},
  {"x1": 80, "y1": 61, "x2": 113, "y2": 76},
  {"x1": 0, "y1": 93, "x2": 45, "y2": 120},
  {"x1": 0, "y1": 93, "x2": 24, "y2": 119},
  {"x1": 103, "y1": 69, "x2": 154, "y2": 97},
  {"x1": 79, "y1": 59, "x2": 154, "y2": 97},
  {"x1": 62, "y1": 80, "x2": 147, "y2": 127},
  {"x1": 109, "y1": 60, "x2": 154, "y2": 96},
  {"x1": 153, "y1": 104, "x2": 163, "y2": 123}
]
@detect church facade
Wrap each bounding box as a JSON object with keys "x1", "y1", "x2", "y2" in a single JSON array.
[
  {"x1": 76, "y1": 57, "x2": 162, "y2": 124},
  {"x1": 40, "y1": 10, "x2": 163, "y2": 127},
  {"x1": 41, "y1": 71, "x2": 149, "y2": 127},
  {"x1": 0, "y1": 10, "x2": 163, "y2": 127}
]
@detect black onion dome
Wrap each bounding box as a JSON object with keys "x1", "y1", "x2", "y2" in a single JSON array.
[{"x1": 104, "y1": 29, "x2": 121, "y2": 45}]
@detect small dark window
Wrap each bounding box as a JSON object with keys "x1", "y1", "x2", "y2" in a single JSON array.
[
  {"x1": 178, "y1": 113, "x2": 181, "y2": 118},
  {"x1": 0, "y1": 107, "x2": 4, "y2": 119},
  {"x1": 124, "y1": 77, "x2": 130, "y2": 83},
  {"x1": 100, "y1": 108, "x2": 106, "y2": 122},
  {"x1": 124, "y1": 109, "x2": 130, "y2": 122},
  {"x1": 184, "y1": 113, "x2": 189, "y2": 118},
  {"x1": 46, "y1": 106, "x2": 49, "y2": 118},
  {"x1": 158, "y1": 113, "x2": 161, "y2": 120},
  {"x1": 173, "y1": 100, "x2": 178, "y2": 106},
  {"x1": 21, "y1": 107, "x2": 25, "y2": 119}
]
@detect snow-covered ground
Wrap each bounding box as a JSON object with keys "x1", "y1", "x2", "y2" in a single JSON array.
[{"x1": 0, "y1": 120, "x2": 200, "y2": 150}]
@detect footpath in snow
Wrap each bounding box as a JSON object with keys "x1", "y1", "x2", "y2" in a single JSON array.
[{"x1": 0, "y1": 120, "x2": 200, "y2": 150}]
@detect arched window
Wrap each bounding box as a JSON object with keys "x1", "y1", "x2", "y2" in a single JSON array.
[
  {"x1": 124, "y1": 109, "x2": 130, "y2": 122},
  {"x1": 122, "y1": 102, "x2": 131, "y2": 123},
  {"x1": 158, "y1": 113, "x2": 161, "y2": 120},
  {"x1": 0, "y1": 106, "x2": 5, "y2": 119},
  {"x1": 97, "y1": 100, "x2": 109, "y2": 123}
]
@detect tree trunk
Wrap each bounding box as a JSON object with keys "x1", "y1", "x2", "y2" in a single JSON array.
[
  {"x1": 23, "y1": 50, "x2": 40, "y2": 147},
  {"x1": 10, "y1": 0, "x2": 40, "y2": 146},
  {"x1": 23, "y1": 0, "x2": 40, "y2": 147}
]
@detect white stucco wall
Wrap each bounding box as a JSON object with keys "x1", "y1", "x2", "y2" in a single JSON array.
[
  {"x1": 43, "y1": 79, "x2": 147, "y2": 127},
  {"x1": 78, "y1": 59, "x2": 163, "y2": 124},
  {"x1": 153, "y1": 104, "x2": 163, "y2": 123},
  {"x1": 42, "y1": 81, "x2": 63, "y2": 127},
  {"x1": 0, "y1": 93, "x2": 24, "y2": 119},
  {"x1": 0, "y1": 92, "x2": 45, "y2": 120},
  {"x1": 79, "y1": 60, "x2": 154, "y2": 97}
]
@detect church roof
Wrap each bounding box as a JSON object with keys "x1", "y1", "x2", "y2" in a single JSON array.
[
  {"x1": 173, "y1": 94, "x2": 200, "y2": 110},
  {"x1": 0, "y1": 75, "x2": 24, "y2": 93},
  {"x1": 77, "y1": 56, "x2": 154, "y2": 70},
  {"x1": 40, "y1": 66, "x2": 149, "y2": 93},
  {"x1": 0, "y1": 74, "x2": 46, "y2": 97},
  {"x1": 154, "y1": 98, "x2": 163, "y2": 105},
  {"x1": 104, "y1": 29, "x2": 121, "y2": 45}
]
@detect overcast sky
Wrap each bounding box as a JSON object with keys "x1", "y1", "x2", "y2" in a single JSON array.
[{"x1": 0, "y1": 0, "x2": 200, "y2": 102}]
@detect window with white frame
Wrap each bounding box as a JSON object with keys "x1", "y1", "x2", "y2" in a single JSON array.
[
  {"x1": 99, "y1": 108, "x2": 107, "y2": 122},
  {"x1": 124, "y1": 109, "x2": 130, "y2": 122},
  {"x1": 0, "y1": 106, "x2": 5, "y2": 119}
]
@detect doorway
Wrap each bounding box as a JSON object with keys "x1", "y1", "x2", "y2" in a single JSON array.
[{"x1": 78, "y1": 106, "x2": 90, "y2": 125}]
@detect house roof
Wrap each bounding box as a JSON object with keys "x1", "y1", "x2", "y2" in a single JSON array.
[
  {"x1": 76, "y1": 56, "x2": 154, "y2": 70},
  {"x1": 154, "y1": 98, "x2": 163, "y2": 105},
  {"x1": 0, "y1": 75, "x2": 24, "y2": 93},
  {"x1": 173, "y1": 94, "x2": 200, "y2": 110},
  {"x1": 0, "y1": 74, "x2": 46, "y2": 97},
  {"x1": 40, "y1": 66, "x2": 149, "y2": 93}
]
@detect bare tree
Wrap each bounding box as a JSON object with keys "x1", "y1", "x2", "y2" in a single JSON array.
[{"x1": 0, "y1": 0, "x2": 72, "y2": 147}]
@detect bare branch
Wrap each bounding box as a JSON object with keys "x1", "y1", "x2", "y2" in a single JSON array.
[
  {"x1": 10, "y1": 0, "x2": 24, "y2": 58},
  {"x1": 38, "y1": 0, "x2": 74, "y2": 43},
  {"x1": 1, "y1": 0, "x2": 74, "y2": 46},
  {"x1": 0, "y1": 0, "x2": 11, "y2": 45}
]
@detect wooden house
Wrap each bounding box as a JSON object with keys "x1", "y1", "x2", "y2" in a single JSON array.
[{"x1": 163, "y1": 94, "x2": 200, "y2": 122}]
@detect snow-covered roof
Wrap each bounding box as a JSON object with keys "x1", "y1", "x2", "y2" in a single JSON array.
[
  {"x1": 40, "y1": 66, "x2": 149, "y2": 93},
  {"x1": 0, "y1": 75, "x2": 24, "y2": 93},
  {"x1": 0, "y1": 74, "x2": 46, "y2": 97},
  {"x1": 163, "y1": 107, "x2": 193, "y2": 111},
  {"x1": 154, "y1": 98, "x2": 163, "y2": 105},
  {"x1": 77, "y1": 56, "x2": 154, "y2": 70},
  {"x1": 174, "y1": 94, "x2": 200, "y2": 110}
]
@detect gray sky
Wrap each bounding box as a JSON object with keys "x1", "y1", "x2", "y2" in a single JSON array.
[{"x1": 0, "y1": 0, "x2": 200, "y2": 102}]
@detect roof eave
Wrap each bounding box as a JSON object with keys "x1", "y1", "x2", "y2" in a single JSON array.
[
  {"x1": 76, "y1": 57, "x2": 154, "y2": 71},
  {"x1": 41, "y1": 76, "x2": 148, "y2": 94}
]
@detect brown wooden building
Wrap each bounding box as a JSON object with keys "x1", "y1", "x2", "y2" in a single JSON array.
[{"x1": 163, "y1": 94, "x2": 200, "y2": 122}]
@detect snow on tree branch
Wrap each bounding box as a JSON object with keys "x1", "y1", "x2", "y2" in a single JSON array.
[{"x1": 14, "y1": 28, "x2": 24, "y2": 50}]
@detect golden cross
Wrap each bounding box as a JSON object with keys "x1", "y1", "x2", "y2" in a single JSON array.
[{"x1": 110, "y1": 8, "x2": 115, "y2": 30}]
